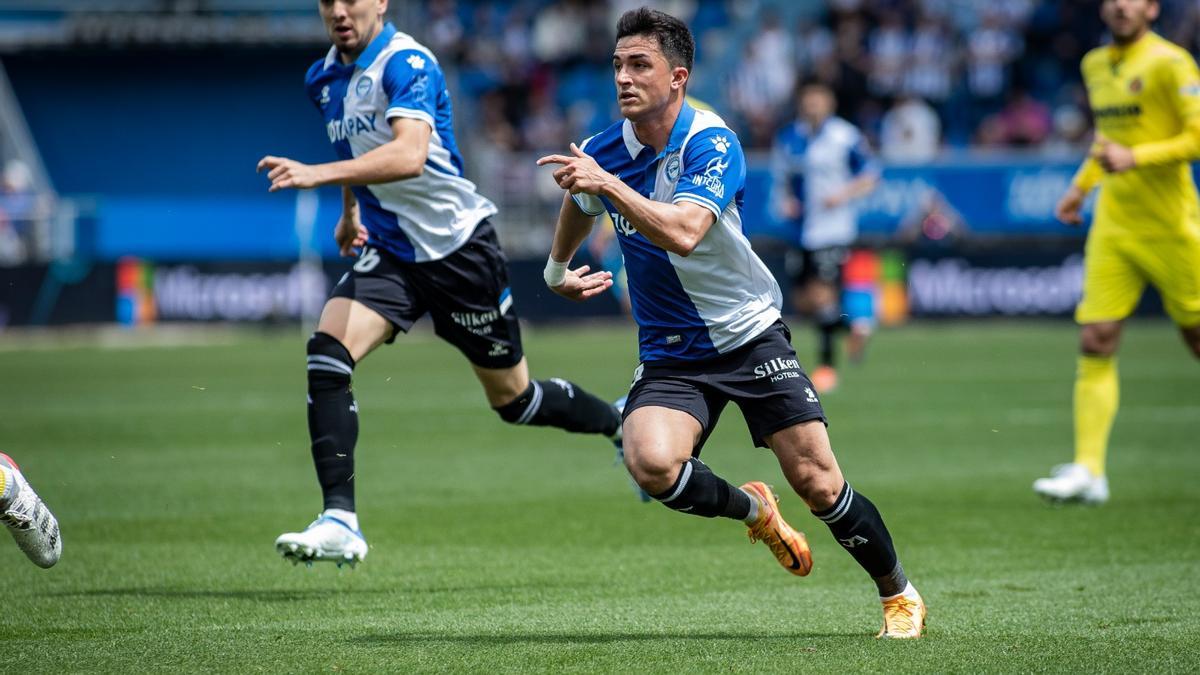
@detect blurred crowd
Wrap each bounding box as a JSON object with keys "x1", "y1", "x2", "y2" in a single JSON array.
[{"x1": 413, "y1": 0, "x2": 1198, "y2": 160}]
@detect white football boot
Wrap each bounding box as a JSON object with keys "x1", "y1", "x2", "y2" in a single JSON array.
[
  {"x1": 1033, "y1": 463, "x2": 1109, "y2": 504},
  {"x1": 275, "y1": 513, "x2": 367, "y2": 568},
  {"x1": 0, "y1": 453, "x2": 62, "y2": 568}
]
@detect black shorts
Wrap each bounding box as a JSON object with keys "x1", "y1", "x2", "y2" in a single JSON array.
[
  {"x1": 622, "y1": 321, "x2": 827, "y2": 453},
  {"x1": 786, "y1": 246, "x2": 849, "y2": 287},
  {"x1": 330, "y1": 219, "x2": 524, "y2": 369}
]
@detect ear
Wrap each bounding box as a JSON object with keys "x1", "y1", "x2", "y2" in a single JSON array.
[
  {"x1": 671, "y1": 66, "x2": 690, "y2": 92},
  {"x1": 1147, "y1": 2, "x2": 1161, "y2": 22},
  {"x1": 379, "y1": 0, "x2": 389, "y2": 17}
]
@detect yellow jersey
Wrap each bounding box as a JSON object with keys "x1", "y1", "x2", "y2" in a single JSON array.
[{"x1": 1073, "y1": 31, "x2": 1200, "y2": 236}]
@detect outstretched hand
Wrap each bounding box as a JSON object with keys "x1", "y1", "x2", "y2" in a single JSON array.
[
  {"x1": 257, "y1": 155, "x2": 326, "y2": 192},
  {"x1": 549, "y1": 264, "x2": 613, "y2": 302},
  {"x1": 537, "y1": 144, "x2": 617, "y2": 195}
]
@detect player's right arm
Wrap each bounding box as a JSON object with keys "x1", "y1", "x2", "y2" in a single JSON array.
[{"x1": 544, "y1": 193, "x2": 613, "y2": 302}]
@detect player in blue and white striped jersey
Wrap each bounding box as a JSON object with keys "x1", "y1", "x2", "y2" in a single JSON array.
[
  {"x1": 538, "y1": 8, "x2": 924, "y2": 638},
  {"x1": 771, "y1": 82, "x2": 881, "y2": 392},
  {"x1": 257, "y1": 0, "x2": 622, "y2": 569}
]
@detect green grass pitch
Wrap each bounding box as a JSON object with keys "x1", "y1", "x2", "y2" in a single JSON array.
[{"x1": 1, "y1": 320, "x2": 1198, "y2": 672}]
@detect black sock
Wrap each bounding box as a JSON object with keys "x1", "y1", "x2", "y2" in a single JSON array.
[
  {"x1": 650, "y1": 458, "x2": 753, "y2": 520},
  {"x1": 816, "y1": 305, "x2": 842, "y2": 367},
  {"x1": 306, "y1": 332, "x2": 358, "y2": 512},
  {"x1": 493, "y1": 379, "x2": 620, "y2": 436},
  {"x1": 813, "y1": 481, "x2": 909, "y2": 597}
]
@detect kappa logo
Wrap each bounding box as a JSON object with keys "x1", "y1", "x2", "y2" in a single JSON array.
[
  {"x1": 839, "y1": 535, "x2": 869, "y2": 548},
  {"x1": 319, "y1": 85, "x2": 331, "y2": 106},
  {"x1": 406, "y1": 53, "x2": 426, "y2": 70},
  {"x1": 710, "y1": 134, "x2": 730, "y2": 153},
  {"x1": 355, "y1": 76, "x2": 373, "y2": 97}
]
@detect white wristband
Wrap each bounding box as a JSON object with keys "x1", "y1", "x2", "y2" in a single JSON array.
[{"x1": 543, "y1": 257, "x2": 569, "y2": 287}]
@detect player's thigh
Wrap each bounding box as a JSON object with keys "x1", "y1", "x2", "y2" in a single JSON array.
[
  {"x1": 1135, "y1": 233, "x2": 1200, "y2": 328},
  {"x1": 324, "y1": 245, "x2": 427, "y2": 361},
  {"x1": 622, "y1": 404, "x2": 704, "y2": 489},
  {"x1": 1075, "y1": 234, "x2": 1146, "y2": 325},
  {"x1": 420, "y1": 221, "x2": 526, "y2": 373},
  {"x1": 316, "y1": 298, "x2": 393, "y2": 362},
  {"x1": 471, "y1": 358, "x2": 530, "y2": 407},
  {"x1": 764, "y1": 420, "x2": 844, "y2": 511}
]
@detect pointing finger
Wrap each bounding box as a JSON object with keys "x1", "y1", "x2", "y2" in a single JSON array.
[{"x1": 536, "y1": 154, "x2": 572, "y2": 166}]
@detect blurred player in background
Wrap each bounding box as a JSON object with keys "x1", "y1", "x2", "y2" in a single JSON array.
[
  {"x1": 257, "y1": 0, "x2": 622, "y2": 567},
  {"x1": 0, "y1": 453, "x2": 60, "y2": 568},
  {"x1": 539, "y1": 8, "x2": 924, "y2": 638},
  {"x1": 771, "y1": 82, "x2": 880, "y2": 393},
  {"x1": 1036, "y1": 0, "x2": 1200, "y2": 504}
]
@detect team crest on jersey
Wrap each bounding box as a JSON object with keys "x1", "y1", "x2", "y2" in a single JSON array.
[
  {"x1": 320, "y1": 85, "x2": 331, "y2": 106},
  {"x1": 664, "y1": 154, "x2": 681, "y2": 182},
  {"x1": 356, "y1": 76, "x2": 374, "y2": 97},
  {"x1": 1129, "y1": 76, "x2": 1143, "y2": 94}
]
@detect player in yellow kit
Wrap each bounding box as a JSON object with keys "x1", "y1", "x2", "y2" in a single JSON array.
[{"x1": 1035, "y1": 0, "x2": 1200, "y2": 504}]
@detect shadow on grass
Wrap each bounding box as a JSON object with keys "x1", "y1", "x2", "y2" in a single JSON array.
[{"x1": 352, "y1": 631, "x2": 857, "y2": 646}]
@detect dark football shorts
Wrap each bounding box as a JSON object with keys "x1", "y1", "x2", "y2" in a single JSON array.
[
  {"x1": 622, "y1": 321, "x2": 827, "y2": 453},
  {"x1": 786, "y1": 245, "x2": 850, "y2": 287},
  {"x1": 330, "y1": 219, "x2": 524, "y2": 369}
]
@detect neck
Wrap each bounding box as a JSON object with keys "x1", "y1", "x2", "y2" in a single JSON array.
[
  {"x1": 630, "y1": 94, "x2": 685, "y2": 153},
  {"x1": 1113, "y1": 27, "x2": 1149, "y2": 47},
  {"x1": 339, "y1": 21, "x2": 383, "y2": 64},
  {"x1": 803, "y1": 114, "x2": 829, "y2": 129}
]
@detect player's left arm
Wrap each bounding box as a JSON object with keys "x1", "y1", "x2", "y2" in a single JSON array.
[
  {"x1": 538, "y1": 143, "x2": 718, "y2": 257},
  {"x1": 1105, "y1": 52, "x2": 1200, "y2": 171}
]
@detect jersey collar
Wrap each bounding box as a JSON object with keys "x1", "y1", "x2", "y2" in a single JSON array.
[
  {"x1": 619, "y1": 100, "x2": 696, "y2": 160},
  {"x1": 323, "y1": 22, "x2": 397, "y2": 71}
]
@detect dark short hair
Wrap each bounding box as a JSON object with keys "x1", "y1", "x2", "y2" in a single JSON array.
[{"x1": 615, "y1": 7, "x2": 694, "y2": 72}]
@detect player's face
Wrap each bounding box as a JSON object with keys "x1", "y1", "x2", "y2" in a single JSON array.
[
  {"x1": 613, "y1": 35, "x2": 687, "y2": 122},
  {"x1": 1101, "y1": 0, "x2": 1158, "y2": 43},
  {"x1": 320, "y1": 0, "x2": 387, "y2": 56},
  {"x1": 799, "y1": 87, "x2": 835, "y2": 125}
]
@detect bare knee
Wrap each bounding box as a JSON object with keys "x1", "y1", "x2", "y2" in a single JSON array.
[
  {"x1": 623, "y1": 446, "x2": 683, "y2": 495},
  {"x1": 767, "y1": 422, "x2": 844, "y2": 511},
  {"x1": 1080, "y1": 322, "x2": 1122, "y2": 357}
]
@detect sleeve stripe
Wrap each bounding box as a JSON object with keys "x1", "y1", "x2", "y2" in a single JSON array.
[
  {"x1": 385, "y1": 107, "x2": 435, "y2": 127},
  {"x1": 673, "y1": 193, "x2": 723, "y2": 218}
]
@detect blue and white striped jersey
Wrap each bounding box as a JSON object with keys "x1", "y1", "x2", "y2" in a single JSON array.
[
  {"x1": 305, "y1": 23, "x2": 496, "y2": 262},
  {"x1": 771, "y1": 116, "x2": 878, "y2": 250},
  {"x1": 574, "y1": 102, "x2": 781, "y2": 362}
]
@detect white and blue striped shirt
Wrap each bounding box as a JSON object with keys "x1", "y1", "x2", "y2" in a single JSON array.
[
  {"x1": 574, "y1": 103, "x2": 782, "y2": 362},
  {"x1": 305, "y1": 24, "x2": 496, "y2": 262}
]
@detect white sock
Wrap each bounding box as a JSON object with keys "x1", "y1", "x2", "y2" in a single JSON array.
[
  {"x1": 741, "y1": 489, "x2": 759, "y2": 524},
  {"x1": 323, "y1": 508, "x2": 359, "y2": 532},
  {"x1": 881, "y1": 581, "x2": 917, "y2": 602}
]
